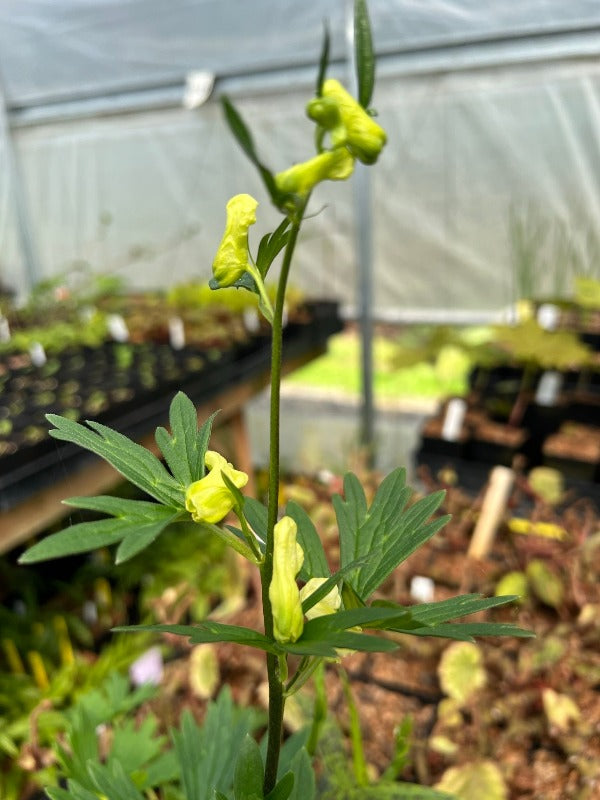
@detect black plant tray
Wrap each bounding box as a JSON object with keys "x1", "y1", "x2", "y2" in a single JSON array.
[
  {"x1": 415, "y1": 452, "x2": 600, "y2": 506},
  {"x1": 0, "y1": 302, "x2": 342, "y2": 512}
]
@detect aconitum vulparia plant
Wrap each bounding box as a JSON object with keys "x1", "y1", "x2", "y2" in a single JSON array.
[{"x1": 21, "y1": 2, "x2": 532, "y2": 797}]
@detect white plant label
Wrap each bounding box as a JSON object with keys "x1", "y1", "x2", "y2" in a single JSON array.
[
  {"x1": 441, "y1": 397, "x2": 467, "y2": 441},
  {"x1": 537, "y1": 303, "x2": 561, "y2": 331},
  {"x1": 410, "y1": 575, "x2": 435, "y2": 603},
  {"x1": 168, "y1": 316, "x2": 186, "y2": 350},
  {"x1": 107, "y1": 314, "x2": 129, "y2": 342},
  {"x1": 535, "y1": 371, "x2": 562, "y2": 406},
  {"x1": 0, "y1": 316, "x2": 10, "y2": 342},
  {"x1": 29, "y1": 341, "x2": 47, "y2": 367}
]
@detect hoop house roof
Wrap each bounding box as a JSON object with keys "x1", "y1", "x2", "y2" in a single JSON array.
[{"x1": 2, "y1": 1, "x2": 600, "y2": 108}]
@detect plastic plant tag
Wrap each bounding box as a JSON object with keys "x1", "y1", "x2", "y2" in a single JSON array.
[
  {"x1": 168, "y1": 316, "x2": 186, "y2": 350},
  {"x1": 0, "y1": 316, "x2": 10, "y2": 342},
  {"x1": 410, "y1": 575, "x2": 435, "y2": 603},
  {"x1": 107, "y1": 313, "x2": 129, "y2": 342},
  {"x1": 129, "y1": 645, "x2": 164, "y2": 687},
  {"x1": 441, "y1": 398, "x2": 467, "y2": 441},
  {"x1": 183, "y1": 70, "x2": 215, "y2": 109},
  {"x1": 535, "y1": 371, "x2": 562, "y2": 407},
  {"x1": 82, "y1": 600, "x2": 98, "y2": 624},
  {"x1": 537, "y1": 303, "x2": 561, "y2": 331},
  {"x1": 29, "y1": 341, "x2": 47, "y2": 366},
  {"x1": 243, "y1": 308, "x2": 260, "y2": 333}
]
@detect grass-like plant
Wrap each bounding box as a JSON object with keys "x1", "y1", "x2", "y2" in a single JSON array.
[{"x1": 20, "y1": 3, "x2": 533, "y2": 797}]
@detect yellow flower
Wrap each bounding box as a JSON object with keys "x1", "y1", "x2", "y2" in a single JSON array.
[
  {"x1": 269, "y1": 516, "x2": 305, "y2": 643},
  {"x1": 299, "y1": 576, "x2": 357, "y2": 659},
  {"x1": 185, "y1": 451, "x2": 248, "y2": 524},
  {"x1": 275, "y1": 147, "x2": 354, "y2": 197},
  {"x1": 212, "y1": 194, "x2": 258, "y2": 287},
  {"x1": 307, "y1": 79, "x2": 387, "y2": 164},
  {"x1": 299, "y1": 577, "x2": 342, "y2": 620}
]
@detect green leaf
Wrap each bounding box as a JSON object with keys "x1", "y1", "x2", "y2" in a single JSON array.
[
  {"x1": 47, "y1": 414, "x2": 184, "y2": 506},
  {"x1": 117, "y1": 622, "x2": 281, "y2": 655},
  {"x1": 234, "y1": 735, "x2": 264, "y2": 800},
  {"x1": 63, "y1": 495, "x2": 169, "y2": 517},
  {"x1": 172, "y1": 690, "x2": 260, "y2": 800},
  {"x1": 287, "y1": 501, "x2": 329, "y2": 581},
  {"x1": 88, "y1": 760, "x2": 147, "y2": 800},
  {"x1": 155, "y1": 394, "x2": 217, "y2": 485},
  {"x1": 244, "y1": 497, "x2": 268, "y2": 548},
  {"x1": 406, "y1": 594, "x2": 522, "y2": 625},
  {"x1": 354, "y1": 0, "x2": 375, "y2": 108},
  {"x1": 287, "y1": 748, "x2": 315, "y2": 800},
  {"x1": 301, "y1": 606, "x2": 416, "y2": 637},
  {"x1": 221, "y1": 470, "x2": 247, "y2": 513},
  {"x1": 266, "y1": 772, "x2": 294, "y2": 800},
  {"x1": 408, "y1": 622, "x2": 535, "y2": 641},
  {"x1": 114, "y1": 512, "x2": 180, "y2": 564},
  {"x1": 333, "y1": 470, "x2": 448, "y2": 599},
  {"x1": 20, "y1": 506, "x2": 180, "y2": 563},
  {"x1": 46, "y1": 784, "x2": 99, "y2": 800},
  {"x1": 221, "y1": 96, "x2": 286, "y2": 208},
  {"x1": 256, "y1": 218, "x2": 291, "y2": 279},
  {"x1": 315, "y1": 22, "x2": 331, "y2": 96}
]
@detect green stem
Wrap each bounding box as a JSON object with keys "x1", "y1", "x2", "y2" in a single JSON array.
[{"x1": 261, "y1": 211, "x2": 304, "y2": 796}]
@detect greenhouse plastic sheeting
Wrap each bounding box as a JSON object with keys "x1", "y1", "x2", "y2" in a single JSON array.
[{"x1": 2, "y1": 2, "x2": 600, "y2": 313}]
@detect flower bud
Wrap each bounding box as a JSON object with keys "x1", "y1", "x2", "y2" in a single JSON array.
[
  {"x1": 269, "y1": 516, "x2": 305, "y2": 643},
  {"x1": 212, "y1": 194, "x2": 258, "y2": 287},
  {"x1": 299, "y1": 577, "x2": 342, "y2": 620},
  {"x1": 185, "y1": 450, "x2": 248, "y2": 524},
  {"x1": 275, "y1": 147, "x2": 354, "y2": 197},
  {"x1": 309, "y1": 79, "x2": 387, "y2": 165}
]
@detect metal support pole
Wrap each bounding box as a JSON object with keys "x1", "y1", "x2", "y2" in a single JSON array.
[
  {"x1": 345, "y1": 0, "x2": 375, "y2": 462},
  {"x1": 0, "y1": 77, "x2": 41, "y2": 291}
]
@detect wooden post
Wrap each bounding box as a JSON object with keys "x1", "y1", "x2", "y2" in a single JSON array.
[{"x1": 468, "y1": 466, "x2": 515, "y2": 560}]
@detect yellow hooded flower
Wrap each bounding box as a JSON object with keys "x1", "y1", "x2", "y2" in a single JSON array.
[
  {"x1": 307, "y1": 79, "x2": 387, "y2": 165},
  {"x1": 299, "y1": 577, "x2": 342, "y2": 620},
  {"x1": 275, "y1": 147, "x2": 354, "y2": 197},
  {"x1": 212, "y1": 194, "x2": 258, "y2": 287},
  {"x1": 269, "y1": 516, "x2": 305, "y2": 643},
  {"x1": 185, "y1": 451, "x2": 248, "y2": 524}
]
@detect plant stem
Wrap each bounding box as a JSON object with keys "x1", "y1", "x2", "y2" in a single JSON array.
[{"x1": 261, "y1": 213, "x2": 303, "y2": 795}]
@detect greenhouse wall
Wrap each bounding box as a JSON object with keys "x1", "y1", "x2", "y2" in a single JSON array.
[{"x1": 2, "y1": 1, "x2": 600, "y2": 314}]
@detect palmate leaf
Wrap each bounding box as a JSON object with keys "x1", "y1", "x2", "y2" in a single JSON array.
[
  {"x1": 354, "y1": 0, "x2": 375, "y2": 108},
  {"x1": 221, "y1": 96, "x2": 288, "y2": 208},
  {"x1": 19, "y1": 500, "x2": 180, "y2": 564},
  {"x1": 155, "y1": 393, "x2": 217, "y2": 485},
  {"x1": 172, "y1": 690, "x2": 260, "y2": 800},
  {"x1": 333, "y1": 469, "x2": 449, "y2": 599},
  {"x1": 46, "y1": 414, "x2": 184, "y2": 507},
  {"x1": 87, "y1": 760, "x2": 147, "y2": 800}
]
